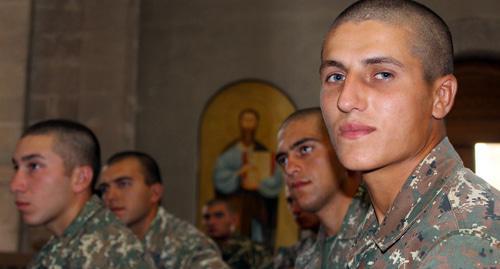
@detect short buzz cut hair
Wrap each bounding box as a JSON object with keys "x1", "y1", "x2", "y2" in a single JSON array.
[
  {"x1": 204, "y1": 198, "x2": 237, "y2": 214},
  {"x1": 328, "y1": 0, "x2": 454, "y2": 83},
  {"x1": 279, "y1": 107, "x2": 324, "y2": 133},
  {"x1": 106, "y1": 151, "x2": 162, "y2": 185},
  {"x1": 22, "y1": 119, "x2": 101, "y2": 188}
]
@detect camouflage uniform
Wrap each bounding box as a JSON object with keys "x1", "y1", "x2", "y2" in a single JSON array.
[
  {"x1": 273, "y1": 231, "x2": 316, "y2": 269},
  {"x1": 219, "y1": 234, "x2": 273, "y2": 269},
  {"x1": 347, "y1": 137, "x2": 500, "y2": 268},
  {"x1": 295, "y1": 189, "x2": 371, "y2": 269},
  {"x1": 29, "y1": 196, "x2": 156, "y2": 269},
  {"x1": 143, "y1": 206, "x2": 229, "y2": 269}
]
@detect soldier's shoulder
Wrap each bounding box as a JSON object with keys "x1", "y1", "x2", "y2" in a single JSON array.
[
  {"x1": 443, "y1": 168, "x2": 499, "y2": 232},
  {"x1": 420, "y1": 229, "x2": 499, "y2": 268}
]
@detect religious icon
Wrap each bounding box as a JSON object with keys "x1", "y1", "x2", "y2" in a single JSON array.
[{"x1": 198, "y1": 80, "x2": 296, "y2": 247}]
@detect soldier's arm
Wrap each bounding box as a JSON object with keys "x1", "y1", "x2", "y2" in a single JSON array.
[{"x1": 419, "y1": 232, "x2": 499, "y2": 269}]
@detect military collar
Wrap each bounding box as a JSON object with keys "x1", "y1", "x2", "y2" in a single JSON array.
[
  {"x1": 61, "y1": 195, "x2": 102, "y2": 240},
  {"x1": 337, "y1": 186, "x2": 372, "y2": 240},
  {"x1": 144, "y1": 206, "x2": 166, "y2": 237},
  {"x1": 368, "y1": 137, "x2": 463, "y2": 251}
]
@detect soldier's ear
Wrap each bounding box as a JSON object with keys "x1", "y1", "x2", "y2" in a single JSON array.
[
  {"x1": 431, "y1": 74, "x2": 457, "y2": 119},
  {"x1": 150, "y1": 183, "x2": 163, "y2": 204},
  {"x1": 71, "y1": 166, "x2": 93, "y2": 193}
]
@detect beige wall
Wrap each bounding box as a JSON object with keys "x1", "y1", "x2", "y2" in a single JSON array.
[
  {"x1": 0, "y1": 0, "x2": 31, "y2": 252},
  {"x1": 21, "y1": 0, "x2": 140, "y2": 253}
]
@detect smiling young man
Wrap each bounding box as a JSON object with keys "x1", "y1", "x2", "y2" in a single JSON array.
[
  {"x1": 10, "y1": 119, "x2": 155, "y2": 268},
  {"x1": 275, "y1": 108, "x2": 368, "y2": 268},
  {"x1": 320, "y1": 0, "x2": 499, "y2": 267},
  {"x1": 97, "y1": 151, "x2": 228, "y2": 269}
]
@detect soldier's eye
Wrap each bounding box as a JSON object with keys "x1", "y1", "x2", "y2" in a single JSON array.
[
  {"x1": 299, "y1": 145, "x2": 312, "y2": 155},
  {"x1": 214, "y1": 212, "x2": 225, "y2": 219},
  {"x1": 116, "y1": 179, "x2": 131, "y2": 188},
  {"x1": 276, "y1": 155, "x2": 288, "y2": 167},
  {"x1": 98, "y1": 185, "x2": 109, "y2": 194},
  {"x1": 27, "y1": 162, "x2": 42, "y2": 172},
  {"x1": 326, "y1": 73, "x2": 345, "y2": 83}
]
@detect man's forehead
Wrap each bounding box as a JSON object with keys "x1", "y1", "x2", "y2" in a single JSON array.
[
  {"x1": 207, "y1": 203, "x2": 229, "y2": 212},
  {"x1": 15, "y1": 134, "x2": 56, "y2": 157},
  {"x1": 278, "y1": 117, "x2": 323, "y2": 146},
  {"x1": 99, "y1": 161, "x2": 141, "y2": 182},
  {"x1": 322, "y1": 20, "x2": 413, "y2": 59}
]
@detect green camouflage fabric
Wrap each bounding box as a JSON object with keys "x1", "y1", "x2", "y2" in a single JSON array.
[
  {"x1": 143, "y1": 206, "x2": 229, "y2": 269},
  {"x1": 347, "y1": 137, "x2": 500, "y2": 268},
  {"x1": 295, "y1": 189, "x2": 371, "y2": 269},
  {"x1": 29, "y1": 195, "x2": 156, "y2": 269},
  {"x1": 273, "y1": 231, "x2": 316, "y2": 269},
  {"x1": 219, "y1": 234, "x2": 273, "y2": 269}
]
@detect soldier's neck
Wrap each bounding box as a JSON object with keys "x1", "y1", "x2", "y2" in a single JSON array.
[
  {"x1": 47, "y1": 192, "x2": 91, "y2": 237},
  {"x1": 317, "y1": 192, "x2": 352, "y2": 237},
  {"x1": 130, "y1": 205, "x2": 159, "y2": 239}
]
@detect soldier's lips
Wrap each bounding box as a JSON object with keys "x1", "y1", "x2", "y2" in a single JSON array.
[
  {"x1": 339, "y1": 122, "x2": 376, "y2": 139},
  {"x1": 15, "y1": 201, "x2": 30, "y2": 211},
  {"x1": 290, "y1": 180, "x2": 311, "y2": 189},
  {"x1": 110, "y1": 207, "x2": 126, "y2": 214}
]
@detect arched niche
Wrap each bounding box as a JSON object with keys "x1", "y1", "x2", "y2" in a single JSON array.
[{"x1": 197, "y1": 79, "x2": 297, "y2": 248}]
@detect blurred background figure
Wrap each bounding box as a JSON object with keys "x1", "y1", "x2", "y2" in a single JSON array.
[
  {"x1": 97, "y1": 151, "x2": 228, "y2": 269},
  {"x1": 202, "y1": 198, "x2": 273, "y2": 269},
  {"x1": 273, "y1": 186, "x2": 319, "y2": 269},
  {"x1": 213, "y1": 108, "x2": 282, "y2": 245}
]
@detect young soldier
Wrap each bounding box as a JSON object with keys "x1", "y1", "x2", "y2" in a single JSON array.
[
  {"x1": 275, "y1": 108, "x2": 369, "y2": 268},
  {"x1": 273, "y1": 186, "x2": 320, "y2": 269},
  {"x1": 320, "y1": 0, "x2": 499, "y2": 267},
  {"x1": 10, "y1": 119, "x2": 155, "y2": 268},
  {"x1": 97, "y1": 151, "x2": 228, "y2": 269},
  {"x1": 202, "y1": 198, "x2": 273, "y2": 269}
]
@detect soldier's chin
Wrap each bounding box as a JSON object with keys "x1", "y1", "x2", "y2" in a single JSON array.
[{"x1": 22, "y1": 215, "x2": 44, "y2": 227}]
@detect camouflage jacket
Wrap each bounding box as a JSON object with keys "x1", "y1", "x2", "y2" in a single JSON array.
[
  {"x1": 273, "y1": 231, "x2": 316, "y2": 269},
  {"x1": 347, "y1": 137, "x2": 500, "y2": 268},
  {"x1": 143, "y1": 206, "x2": 228, "y2": 269},
  {"x1": 295, "y1": 189, "x2": 371, "y2": 269},
  {"x1": 219, "y1": 234, "x2": 273, "y2": 269},
  {"x1": 29, "y1": 196, "x2": 156, "y2": 269}
]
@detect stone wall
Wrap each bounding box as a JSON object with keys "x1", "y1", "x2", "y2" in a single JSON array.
[
  {"x1": 21, "y1": 0, "x2": 140, "y2": 252},
  {"x1": 0, "y1": 0, "x2": 31, "y2": 252}
]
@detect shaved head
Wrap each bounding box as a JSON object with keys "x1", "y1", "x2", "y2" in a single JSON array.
[{"x1": 326, "y1": 0, "x2": 453, "y2": 83}]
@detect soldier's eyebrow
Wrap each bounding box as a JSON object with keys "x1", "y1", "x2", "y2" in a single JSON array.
[
  {"x1": 320, "y1": 60, "x2": 347, "y2": 73},
  {"x1": 112, "y1": 176, "x2": 132, "y2": 183},
  {"x1": 363, "y1": 56, "x2": 404, "y2": 68},
  {"x1": 19, "y1": 154, "x2": 45, "y2": 162},
  {"x1": 290, "y1": 137, "x2": 318, "y2": 150},
  {"x1": 275, "y1": 137, "x2": 319, "y2": 163},
  {"x1": 96, "y1": 182, "x2": 109, "y2": 188}
]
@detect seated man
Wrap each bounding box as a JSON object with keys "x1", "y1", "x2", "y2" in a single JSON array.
[
  {"x1": 202, "y1": 198, "x2": 273, "y2": 269},
  {"x1": 97, "y1": 151, "x2": 228, "y2": 269},
  {"x1": 275, "y1": 107, "x2": 370, "y2": 268},
  {"x1": 10, "y1": 119, "x2": 155, "y2": 268},
  {"x1": 273, "y1": 186, "x2": 320, "y2": 269},
  {"x1": 320, "y1": 0, "x2": 499, "y2": 267}
]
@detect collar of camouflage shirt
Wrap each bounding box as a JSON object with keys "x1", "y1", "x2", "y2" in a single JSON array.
[
  {"x1": 367, "y1": 138, "x2": 460, "y2": 251},
  {"x1": 62, "y1": 195, "x2": 102, "y2": 240}
]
